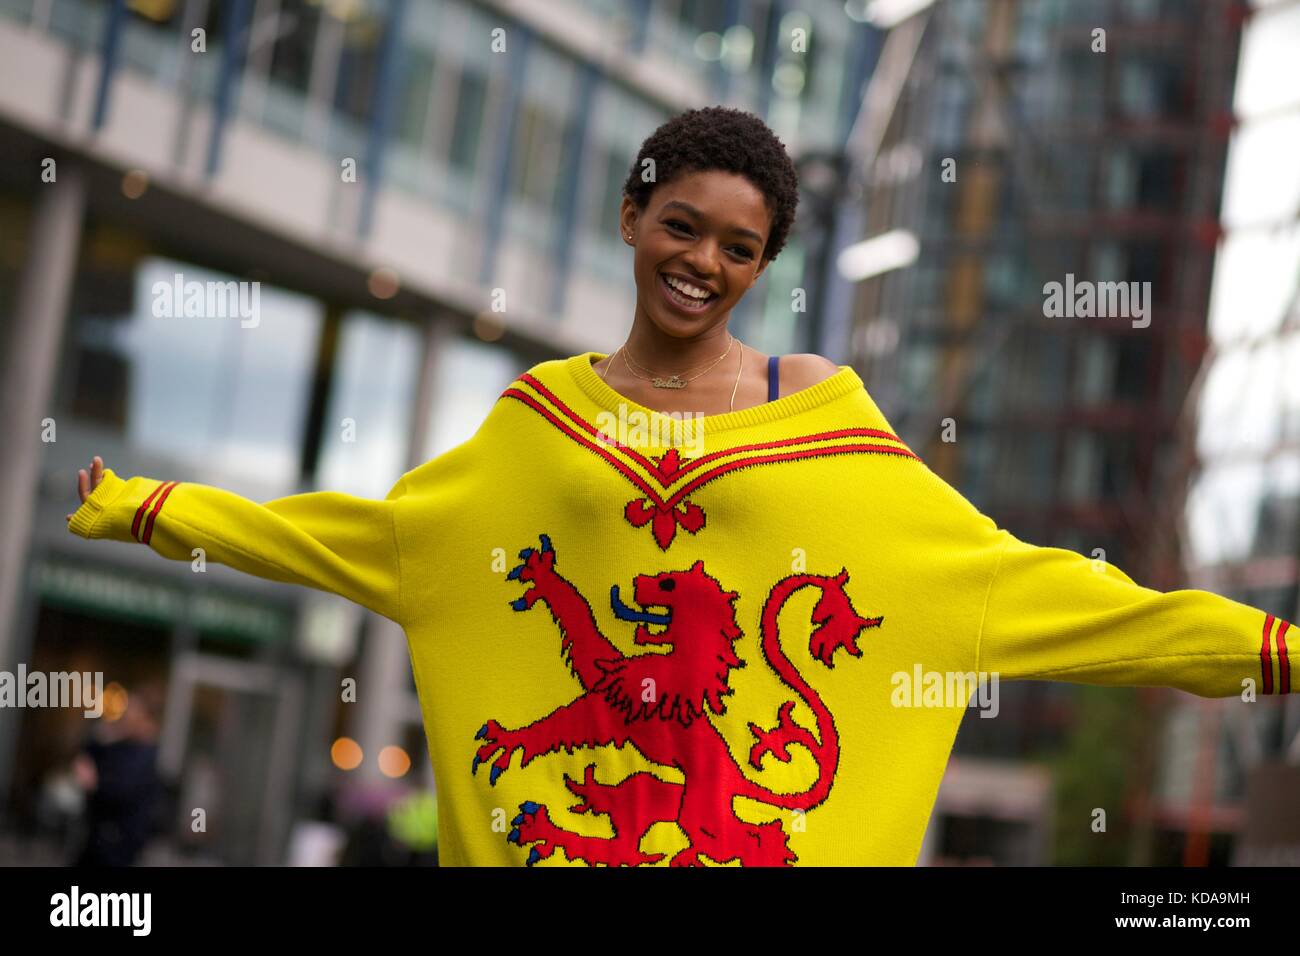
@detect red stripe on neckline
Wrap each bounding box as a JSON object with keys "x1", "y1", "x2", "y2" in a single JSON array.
[
  {"x1": 504, "y1": 387, "x2": 919, "y2": 510},
  {"x1": 514, "y1": 372, "x2": 916, "y2": 481}
]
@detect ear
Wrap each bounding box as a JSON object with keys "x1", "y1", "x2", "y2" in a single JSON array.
[{"x1": 619, "y1": 196, "x2": 639, "y2": 244}]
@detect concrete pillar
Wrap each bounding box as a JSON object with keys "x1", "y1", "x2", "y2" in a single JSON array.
[
  {"x1": 351, "y1": 616, "x2": 417, "y2": 785},
  {"x1": 0, "y1": 164, "x2": 86, "y2": 670},
  {"x1": 349, "y1": 313, "x2": 451, "y2": 785},
  {"x1": 0, "y1": 164, "x2": 86, "y2": 811}
]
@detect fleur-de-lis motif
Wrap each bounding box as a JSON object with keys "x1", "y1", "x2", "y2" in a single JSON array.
[
  {"x1": 621, "y1": 451, "x2": 704, "y2": 548},
  {"x1": 624, "y1": 496, "x2": 707, "y2": 550}
]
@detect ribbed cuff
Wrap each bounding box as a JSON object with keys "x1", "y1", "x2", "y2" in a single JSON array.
[{"x1": 67, "y1": 468, "x2": 127, "y2": 538}]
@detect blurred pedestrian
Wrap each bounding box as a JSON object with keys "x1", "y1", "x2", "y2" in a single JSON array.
[{"x1": 69, "y1": 682, "x2": 166, "y2": 867}]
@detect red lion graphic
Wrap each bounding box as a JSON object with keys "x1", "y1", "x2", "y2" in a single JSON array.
[{"x1": 471, "y1": 533, "x2": 882, "y2": 866}]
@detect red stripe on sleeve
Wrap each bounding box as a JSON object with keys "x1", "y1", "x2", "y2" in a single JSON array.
[
  {"x1": 1260, "y1": 614, "x2": 1275, "y2": 696},
  {"x1": 141, "y1": 481, "x2": 179, "y2": 545},
  {"x1": 1276, "y1": 619, "x2": 1291, "y2": 696},
  {"x1": 132, "y1": 481, "x2": 170, "y2": 541}
]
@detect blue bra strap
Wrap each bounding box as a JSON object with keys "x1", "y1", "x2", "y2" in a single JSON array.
[{"x1": 767, "y1": 354, "x2": 780, "y2": 402}]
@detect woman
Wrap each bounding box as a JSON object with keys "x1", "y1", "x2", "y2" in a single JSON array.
[
  {"x1": 67, "y1": 107, "x2": 1297, "y2": 867},
  {"x1": 589, "y1": 106, "x2": 839, "y2": 415}
]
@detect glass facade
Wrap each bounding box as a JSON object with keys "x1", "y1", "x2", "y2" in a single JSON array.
[
  {"x1": 1187, "y1": 1, "x2": 1300, "y2": 584},
  {"x1": 844, "y1": 0, "x2": 1285, "y2": 865},
  {"x1": 0, "y1": 0, "x2": 873, "y2": 350}
]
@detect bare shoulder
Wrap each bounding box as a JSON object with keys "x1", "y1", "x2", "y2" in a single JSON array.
[{"x1": 778, "y1": 353, "x2": 842, "y2": 390}]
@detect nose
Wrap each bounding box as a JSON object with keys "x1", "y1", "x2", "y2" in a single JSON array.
[{"x1": 678, "y1": 237, "x2": 721, "y2": 278}]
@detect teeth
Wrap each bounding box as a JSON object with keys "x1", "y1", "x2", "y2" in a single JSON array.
[{"x1": 665, "y1": 275, "x2": 713, "y2": 300}]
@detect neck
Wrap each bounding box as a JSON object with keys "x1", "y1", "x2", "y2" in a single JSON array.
[{"x1": 622, "y1": 315, "x2": 733, "y2": 373}]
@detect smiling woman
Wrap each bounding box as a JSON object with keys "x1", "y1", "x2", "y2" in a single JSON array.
[
  {"x1": 65, "y1": 102, "x2": 1300, "y2": 870},
  {"x1": 591, "y1": 105, "x2": 839, "y2": 417}
]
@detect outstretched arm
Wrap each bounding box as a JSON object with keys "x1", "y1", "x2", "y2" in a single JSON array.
[
  {"x1": 66, "y1": 456, "x2": 406, "y2": 624},
  {"x1": 978, "y1": 530, "x2": 1294, "y2": 699}
]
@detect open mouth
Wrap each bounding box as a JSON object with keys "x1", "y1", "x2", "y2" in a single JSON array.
[
  {"x1": 610, "y1": 584, "x2": 671, "y2": 643},
  {"x1": 658, "y1": 272, "x2": 719, "y2": 313}
]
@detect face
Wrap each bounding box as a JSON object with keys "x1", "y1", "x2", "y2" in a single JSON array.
[{"x1": 620, "y1": 169, "x2": 773, "y2": 339}]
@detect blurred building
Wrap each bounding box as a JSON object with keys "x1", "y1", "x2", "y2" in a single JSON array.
[
  {"x1": 0, "y1": 0, "x2": 875, "y2": 863},
  {"x1": 853, "y1": 0, "x2": 1299, "y2": 865},
  {"x1": 1182, "y1": 0, "x2": 1300, "y2": 867}
]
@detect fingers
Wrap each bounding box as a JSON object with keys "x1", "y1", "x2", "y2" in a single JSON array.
[{"x1": 73, "y1": 456, "x2": 104, "y2": 517}]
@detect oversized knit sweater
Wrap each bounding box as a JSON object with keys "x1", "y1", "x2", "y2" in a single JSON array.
[{"x1": 67, "y1": 350, "x2": 1297, "y2": 866}]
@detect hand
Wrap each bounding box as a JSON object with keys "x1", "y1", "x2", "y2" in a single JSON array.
[{"x1": 66, "y1": 456, "x2": 105, "y2": 523}]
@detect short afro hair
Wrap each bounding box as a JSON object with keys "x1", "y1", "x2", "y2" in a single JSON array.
[{"x1": 622, "y1": 106, "x2": 800, "y2": 264}]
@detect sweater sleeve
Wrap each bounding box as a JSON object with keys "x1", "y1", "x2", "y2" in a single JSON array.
[
  {"x1": 67, "y1": 467, "x2": 406, "y2": 624},
  {"x1": 977, "y1": 530, "x2": 1295, "y2": 699}
]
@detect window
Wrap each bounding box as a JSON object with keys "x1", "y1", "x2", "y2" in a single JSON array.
[
  {"x1": 1207, "y1": 226, "x2": 1300, "y2": 343},
  {"x1": 315, "y1": 312, "x2": 422, "y2": 499},
  {"x1": 447, "y1": 69, "x2": 488, "y2": 174},
  {"x1": 1014, "y1": 0, "x2": 1050, "y2": 63},
  {"x1": 422, "y1": 338, "x2": 528, "y2": 458},
  {"x1": 1233, "y1": 1, "x2": 1300, "y2": 119},
  {"x1": 678, "y1": 0, "x2": 728, "y2": 35},
  {"x1": 1133, "y1": 150, "x2": 1179, "y2": 211},
  {"x1": 959, "y1": 428, "x2": 996, "y2": 502},
  {"x1": 60, "y1": 247, "x2": 323, "y2": 492},
  {"x1": 267, "y1": 0, "x2": 323, "y2": 98},
  {"x1": 1187, "y1": 461, "x2": 1265, "y2": 565},
  {"x1": 118, "y1": 0, "x2": 188, "y2": 85},
  {"x1": 1002, "y1": 329, "x2": 1067, "y2": 413},
  {"x1": 1221, "y1": 113, "x2": 1300, "y2": 228},
  {"x1": 1073, "y1": 333, "x2": 1116, "y2": 406},
  {"x1": 509, "y1": 47, "x2": 578, "y2": 215},
  {"x1": 1061, "y1": 431, "x2": 1098, "y2": 503},
  {"x1": 1057, "y1": 52, "x2": 1103, "y2": 121},
  {"x1": 1112, "y1": 337, "x2": 1152, "y2": 402},
  {"x1": 931, "y1": 73, "x2": 969, "y2": 150},
  {"x1": 393, "y1": 47, "x2": 435, "y2": 149},
  {"x1": 984, "y1": 254, "x2": 1023, "y2": 312},
  {"x1": 993, "y1": 428, "x2": 1054, "y2": 508},
  {"x1": 1101, "y1": 151, "x2": 1136, "y2": 210}
]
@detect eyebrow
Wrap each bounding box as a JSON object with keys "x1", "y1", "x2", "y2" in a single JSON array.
[{"x1": 660, "y1": 200, "x2": 764, "y2": 245}]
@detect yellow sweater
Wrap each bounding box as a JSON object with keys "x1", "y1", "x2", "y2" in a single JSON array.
[{"x1": 67, "y1": 350, "x2": 1296, "y2": 866}]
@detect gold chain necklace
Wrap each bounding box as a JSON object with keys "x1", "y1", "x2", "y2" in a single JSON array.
[
  {"x1": 622, "y1": 334, "x2": 735, "y2": 389},
  {"x1": 622, "y1": 336, "x2": 733, "y2": 378},
  {"x1": 597, "y1": 342, "x2": 746, "y2": 413}
]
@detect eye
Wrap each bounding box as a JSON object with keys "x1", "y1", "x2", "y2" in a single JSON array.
[
  {"x1": 666, "y1": 219, "x2": 754, "y2": 261},
  {"x1": 659, "y1": 578, "x2": 676, "y2": 591}
]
